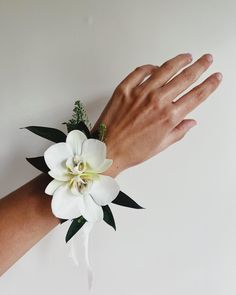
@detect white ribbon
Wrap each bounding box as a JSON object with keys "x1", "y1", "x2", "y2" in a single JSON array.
[
  {"x1": 83, "y1": 222, "x2": 95, "y2": 290},
  {"x1": 68, "y1": 221, "x2": 95, "y2": 291},
  {"x1": 68, "y1": 235, "x2": 79, "y2": 266}
]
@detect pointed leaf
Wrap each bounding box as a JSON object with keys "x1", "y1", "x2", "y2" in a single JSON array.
[
  {"x1": 65, "y1": 216, "x2": 87, "y2": 243},
  {"x1": 59, "y1": 218, "x2": 68, "y2": 224},
  {"x1": 112, "y1": 191, "x2": 145, "y2": 209},
  {"x1": 21, "y1": 126, "x2": 66, "y2": 143},
  {"x1": 102, "y1": 205, "x2": 116, "y2": 230},
  {"x1": 26, "y1": 156, "x2": 49, "y2": 173},
  {"x1": 64, "y1": 121, "x2": 91, "y2": 138},
  {"x1": 90, "y1": 128, "x2": 100, "y2": 140}
]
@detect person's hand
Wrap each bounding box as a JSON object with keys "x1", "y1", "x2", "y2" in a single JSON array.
[{"x1": 92, "y1": 53, "x2": 222, "y2": 177}]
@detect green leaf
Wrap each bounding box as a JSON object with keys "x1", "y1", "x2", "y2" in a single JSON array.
[
  {"x1": 90, "y1": 122, "x2": 107, "y2": 142},
  {"x1": 21, "y1": 126, "x2": 66, "y2": 143},
  {"x1": 112, "y1": 191, "x2": 145, "y2": 209},
  {"x1": 59, "y1": 218, "x2": 68, "y2": 224},
  {"x1": 62, "y1": 100, "x2": 92, "y2": 132},
  {"x1": 65, "y1": 216, "x2": 87, "y2": 243},
  {"x1": 63, "y1": 121, "x2": 91, "y2": 138},
  {"x1": 90, "y1": 128, "x2": 100, "y2": 140},
  {"x1": 26, "y1": 156, "x2": 49, "y2": 173},
  {"x1": 102, "y1": 205, "x2": 116, "y2": 230}
]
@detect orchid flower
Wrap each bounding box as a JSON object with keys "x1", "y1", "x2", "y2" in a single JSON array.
[{"x1": 44, "y1": 130, "x2": 120, "y2": 222}]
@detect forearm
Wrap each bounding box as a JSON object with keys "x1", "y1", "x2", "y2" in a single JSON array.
[
  {"x1": 0, "y1": 150, "x2": 120, "y2": 276},
  {"x1": 0, "y1": 173, "x2": 59, "y2": 275}
]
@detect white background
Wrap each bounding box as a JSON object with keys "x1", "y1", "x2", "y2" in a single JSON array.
[{"x1": 0, "y1": 0, "x2": 236, "y2": 294}]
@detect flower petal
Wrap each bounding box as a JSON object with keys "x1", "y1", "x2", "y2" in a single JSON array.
[
  {"x1": 51, "y1": 184, "x2": 83, "y2": 219},
  {"x1": 77, "y1": 193, "x2": 103, "y2": 222},
  {"x1": 48, "y1": 169, "x2": 70, "y2": 181},
  {"x1": 89, "y1": 175, "x2": 120, "y2": 206},
  {"x1": 44, "y1": 142, "x2": 72, "y2": 171},
  {"x1": 45, "y1": 179, "x2": 64, "y2": 195},
  {"x1": 70, "y1": 179, "x2": 93, "y2": 196},
  {"x1": 66, "y1": 130, "x2": 87, "y2": 156},
  {"x1": 93, "y1": 159, "x2": 113, "y2": 173},
  {"x1": 81, "y1": 139, "x2": 106, "y2": 170}
]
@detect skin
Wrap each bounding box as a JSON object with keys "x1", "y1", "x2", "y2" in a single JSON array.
[{"x1": 0, "y1": 53, "x2": 222, "y2": 276}]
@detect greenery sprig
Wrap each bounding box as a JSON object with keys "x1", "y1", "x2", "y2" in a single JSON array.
[{"x1": 62, "y1": 100, "x2": 92, "y2": 132}]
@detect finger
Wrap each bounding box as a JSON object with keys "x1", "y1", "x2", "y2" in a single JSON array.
[
  {"x1": 160, "y1": 54, "x2": 214, "y2": 101},
  {"x1": 116, "y1": 64, "x2": 159, "y2": 92},
  {"x1": 171, "y1": 119, "x2": 197, "y2": 141},
  {"x1": 162, "y1": 119, "x2": 197, "y2": 149},
  {"x1": 174, "y1": 72, "x2": 223, "y2": 119},
  {"x1": 137, "y1": 53, "x2": 193, "y2": 93}
]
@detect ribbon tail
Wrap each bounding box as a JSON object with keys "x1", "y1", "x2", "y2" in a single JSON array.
[
  {"x1": 68, "y1": 235, "x2": 79, "y2": 266},
  {"x1": 83, "y1": 221, "x2": 95, "y2": 291}
]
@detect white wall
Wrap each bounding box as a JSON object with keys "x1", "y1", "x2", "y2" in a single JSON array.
[{"x1": 1, "y1": 0, "x2": 236, "y2": 294}]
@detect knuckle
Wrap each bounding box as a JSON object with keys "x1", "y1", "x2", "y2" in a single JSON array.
[
  {"x1": 146, "y1": 90, "x2": 163, "y2": 108},
  {"x1": 149, "y1": 93, "x2": 159, "y2": 108},
  {"x1": 135, "y1": 64, "x2": 158, "y2": 74},
  {"x1": 165, "y1": 116, "x2": 175, "y2": 127},
  {"x1": 115, "y1": 84, "x2": 128, "y2": 96},
  {"x1": 177, "y1": 132, "x2": 186, "y2": 142},
  {"x1": 161, "y1": 61, "x2": 174, "y2": 73},
  {"x1": 132, "y1": 88, "x2": 139, "y2": 98},
  {"x1": 133, "y1": 83, "x2": 150, "y2": 98},
  {"x1": 157, "y1": 87, "x2": 167, "y2": 100},
  {"x1": 198, "y1": 57, "x2": 210, "y2": 68},
  {"x1": 134, "y1": 66, "x2": 143, "y2": 71},
  {"x1": 162, "y1": 107, "x2": 176, "y2": 126},
  {"x1": 150, "y1": 66, "x2": 160, "y2": 75},
  {"x1": 170, "y1": 107, "x2": 178, "y2": 119},
  {"x1": 132, "y1": 85, "x2": 144, "y2": 97},
  {"x1": 181, "y1": 68, "x2": 196, "y2": 81},
  {"x1": 176, "y1": 53, "x2": 192, "y2": 64},
  {"x1": 194, "y1": 85, "x2": 206, "y2": 100},
  {"x1": 135, "y1": 64, "x2": 151, "y2": 71},
  {"x1": 148, "y1": 89, "x2": 157, "y2": 100}
]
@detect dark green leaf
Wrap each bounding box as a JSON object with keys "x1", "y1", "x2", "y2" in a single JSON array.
[
  {"x1": 64, "y1": 121, "x2": 91, "y2": 138},
  {"x1": 112, "y1": 191, "x2": 145, "y2": 209},
  {"x1": 90, "y1": 128, "x2": 100, "y2": 140},
  {"x1": 102, "y1": 205, "x2": 116, "y2": 230},
  {"x1": 26, "y1": 156, "x2": 49, "y2": 173},
  {"x1": 21, "y1": 126, "x2": 66, "y2": 143},
  {"x1": 59, "y1": 218, "x2": 68, "y2": 224},
  {"x1": 65, "y1": 216, "x2": 87, "y2": 243}
]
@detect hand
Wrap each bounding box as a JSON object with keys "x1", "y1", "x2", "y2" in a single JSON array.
[{"x1": 92, "y1": 53, "x2": 222, "y2": 177}]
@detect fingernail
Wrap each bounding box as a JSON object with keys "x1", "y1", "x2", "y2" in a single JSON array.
[
  {"x1": 205, "y1": 54, "x2": 213, "y2": 62},
  {"x1": 215, "y1": 72, "x2": 223, "y2": 81}
]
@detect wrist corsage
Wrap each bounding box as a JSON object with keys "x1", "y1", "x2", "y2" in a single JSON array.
[{"x1": 22, "y1": 100, "x2": 144, "y2": 289}]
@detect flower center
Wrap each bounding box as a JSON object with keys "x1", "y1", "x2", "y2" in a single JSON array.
[{"x1": 66, "y1": 155, "x2": 99, "y2": 194}]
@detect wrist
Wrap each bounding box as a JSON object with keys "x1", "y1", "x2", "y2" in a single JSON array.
[
  {"x1": 91, "y1": 123, "x2": 124, "y2": 178},
  {"x1": 102, "y1": 141, "x2": 124, "y2": 178}
]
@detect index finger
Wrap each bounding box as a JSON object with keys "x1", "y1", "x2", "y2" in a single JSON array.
[{"x1": 115, "y1": 64, "x2": 159, "y2": 92}]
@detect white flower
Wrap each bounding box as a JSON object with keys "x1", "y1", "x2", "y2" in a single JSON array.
[{"x1": 44, "y1": 129, "x2": 119, "y2": 222}]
